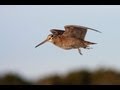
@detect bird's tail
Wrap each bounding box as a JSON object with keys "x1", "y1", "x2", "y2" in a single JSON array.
[{"x1": 84, "y1": 41, "x2": 97, "y2": 45}]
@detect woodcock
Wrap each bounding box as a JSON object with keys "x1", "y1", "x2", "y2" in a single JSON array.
[{"x1": 35, "y1": 25, "x2": 101, "y2": 55}]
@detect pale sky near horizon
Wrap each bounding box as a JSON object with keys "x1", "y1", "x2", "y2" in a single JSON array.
[{"x1": 0, "y1": 5, "x2": 120, "y2": 80}]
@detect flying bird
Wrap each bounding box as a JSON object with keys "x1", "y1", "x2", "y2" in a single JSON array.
[{"x1": 35, "y1": 25, "x2": 101, "y2": 55}]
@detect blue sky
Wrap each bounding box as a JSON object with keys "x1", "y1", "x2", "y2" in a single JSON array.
[{"x1": 0, "y1": 5, "x2": 120, "y2": 80}]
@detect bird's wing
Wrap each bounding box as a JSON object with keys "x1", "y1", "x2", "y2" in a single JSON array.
[
  {"x1": 63, "y1": 25, "x2": 101, "y2": 40},
  {"x1": 50, "y1": 29, "x2": 65, "y2": 35}
]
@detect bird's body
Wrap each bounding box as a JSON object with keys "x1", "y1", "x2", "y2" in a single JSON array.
[
  {"x1": 50, "y1": 35, "x2": 96, "y2": 50},
  {"x1": 35, "y1": 25, "x2": 101, "y2": 55}
]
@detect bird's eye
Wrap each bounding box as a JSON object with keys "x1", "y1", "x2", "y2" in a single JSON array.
[{"x1": 51, "y1": 35, "x2": 53, "y2": 37}]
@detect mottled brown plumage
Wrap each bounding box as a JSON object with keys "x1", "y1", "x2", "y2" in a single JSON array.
[{"x1": 35, "y1": 25, "x2": 101, "y2": 55}]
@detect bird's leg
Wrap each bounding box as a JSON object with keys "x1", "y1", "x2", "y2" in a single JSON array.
[
  {"x1": 84, "y1": 46, "x2": 93, "y2": 50},
  {"x1": 86, "y1": 47, "x2": 93, "y2": 49},
  {"x1": 78, "y1": 48, "x2": 83, "y2": 55}
]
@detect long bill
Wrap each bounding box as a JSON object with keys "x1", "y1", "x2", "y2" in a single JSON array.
[{"x1": 35, "y1": 39, "x2": 48, "y2": 48}]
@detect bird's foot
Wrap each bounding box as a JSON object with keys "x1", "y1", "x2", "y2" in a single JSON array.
[
  {"x1": 78, "y1": 48, "x2": 83, "y2": 55},
  {"x1": 85, "y1": 47, "x2": 93, "y2": 49}
]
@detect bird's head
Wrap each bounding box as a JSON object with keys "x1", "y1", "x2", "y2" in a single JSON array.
[
  {"x1": 46, "y1": 34, "x2": 54, "y2": 42},
  {"x1": 35, "y1": 34, "x2": 54, "y2": 48}
]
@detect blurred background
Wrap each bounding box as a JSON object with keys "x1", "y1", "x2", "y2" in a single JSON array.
[{"x1": 0, "y1": 5, "x2": 120, "y2": 85}]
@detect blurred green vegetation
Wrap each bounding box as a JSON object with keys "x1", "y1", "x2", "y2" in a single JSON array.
[
  {"x1": 0, "y1": 73, "x2": 32, "y2": 85},
  {"x1": 36, "y1": 68, "x2": 120, "y2": 85},
  {"x1": 1, "y1": 68, "x2": 120, "y2": 85}
]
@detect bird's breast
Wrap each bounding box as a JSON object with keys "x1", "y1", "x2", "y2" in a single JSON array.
[{"x1": 51, "y1": 36, "x2": 81, "y2": 49}]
